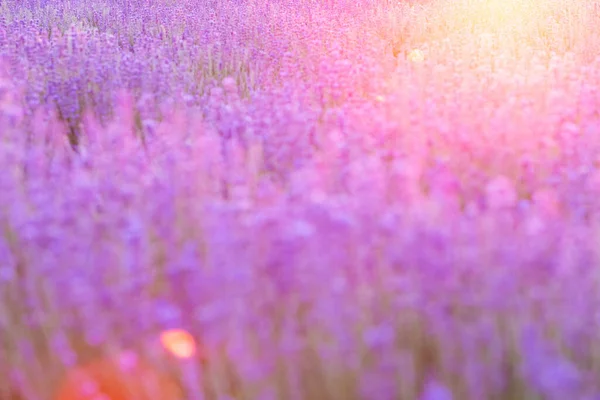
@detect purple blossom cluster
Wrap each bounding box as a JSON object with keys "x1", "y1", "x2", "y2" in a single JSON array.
[{"x1": 3, "y1": 0, "x2": 600, "y2": 399}]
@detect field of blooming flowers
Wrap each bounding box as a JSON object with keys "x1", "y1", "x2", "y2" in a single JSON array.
[{"x1": 4, "y1": 0, "x2": 600, "y2": 399}]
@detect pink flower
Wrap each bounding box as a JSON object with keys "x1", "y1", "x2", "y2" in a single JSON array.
[
  {"x1": 532, "y1": 187, "x2": 561, "y2": 218},
  {"x1": 485, "y1": 175, "x2": 517, "y2": 210}
]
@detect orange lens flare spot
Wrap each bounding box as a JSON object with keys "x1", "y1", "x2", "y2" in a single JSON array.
[{"x1": 160, "y1": 329, "x2": 197, "y2": 359}]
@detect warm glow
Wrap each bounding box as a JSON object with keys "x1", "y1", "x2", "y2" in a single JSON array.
[
  {"x1": 160, "y1": 329, "x2": 197, "y2": 359},
  {"x1": 54, "y1": 352, "x2": 182, "y2": 400},
  {"x1": 407, "y1": 49, "x2": 425, "y2": 62},
  {"x1": 433, "y1": 0, "x2": 557, "y2": 41}
]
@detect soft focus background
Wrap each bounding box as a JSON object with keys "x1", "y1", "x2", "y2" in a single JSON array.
[{"x1": 2, "y1": 0, "x2": 600, "y2": 399}]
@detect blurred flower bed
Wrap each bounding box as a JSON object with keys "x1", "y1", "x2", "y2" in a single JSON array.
[{"x1": 3, "y1": 0, "x2": 600, "y2": 399}]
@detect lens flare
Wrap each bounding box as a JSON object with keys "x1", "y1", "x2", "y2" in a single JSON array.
[{"x1": 160, "y1": 329, "x2": 197, "y2": 359}]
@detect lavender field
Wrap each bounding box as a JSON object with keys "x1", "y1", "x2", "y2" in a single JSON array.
[{"x1": 3, "y1": 0, "x2": 600, "y2": 399}]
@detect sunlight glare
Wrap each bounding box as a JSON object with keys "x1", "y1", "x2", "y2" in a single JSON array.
[{"x1": 160, "y1": 329, "x2": 197, "y2": 359}]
